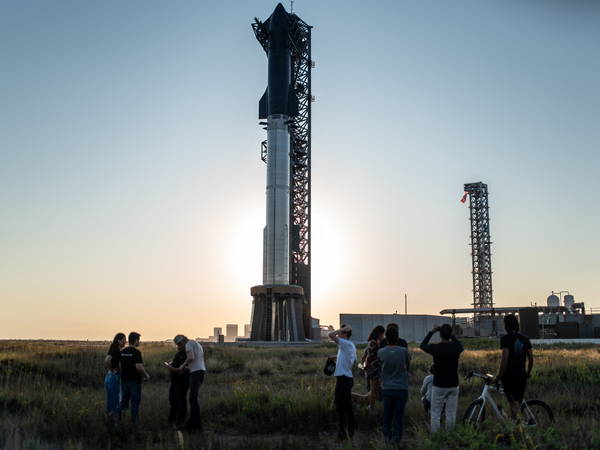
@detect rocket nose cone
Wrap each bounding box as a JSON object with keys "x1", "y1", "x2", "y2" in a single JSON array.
[
  {"x1": 272, "y1": 3, "x2": 288, "y2": 21},
  {"x1": 269, "y1": 2, "x2": 289, "y2": 32},
  {"x1": 274, "y1": 3, "x2": 287, "y2": 14}
]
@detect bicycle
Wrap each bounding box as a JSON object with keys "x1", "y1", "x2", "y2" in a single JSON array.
[{"x1": 463, "y1": 371, "x2": 554, "y2": 427}]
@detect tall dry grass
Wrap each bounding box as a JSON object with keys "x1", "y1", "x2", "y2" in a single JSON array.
[{"x1": 1, "y1": 340, "x2": 599, "y2": 449}]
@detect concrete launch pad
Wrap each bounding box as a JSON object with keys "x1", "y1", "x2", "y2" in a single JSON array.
[{"x1": 251, "y1": 285, "x2": 306, "y2": 341}]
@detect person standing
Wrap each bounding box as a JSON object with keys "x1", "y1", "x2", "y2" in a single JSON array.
[
  {"x1": 379, "y1": 323, "x2": 408, "y2": 349},
  {"x1": 420, "y1": 324, "x2": 463, "y2": 433},
  {"x1": 328, "y1": 325, "x2": 356, "y2": 440},
  {"x1": 496, "y1": 314, "x2": 533, "y2": 420},
  {"x1": 104, "y1": 332, "x2": 126, "y2": 426},
  {"x1": 120, "y1": 332, "x2": 150, "y2": 424},
  {"x1": 377, "y1": 325, "x2": 410, "y2": 444},
  {"x1": 363, "y1": 325, "x2": 385, "y2": 408},
  {"x1": 420, "y1": 364, "x2": 435, "y2": 415},
  {"x1": 165, "y1": 336, "x2": 191, "y2": 426},
  {"x1": 172, "y1": 335, "x2": 206, "y2": 431}
]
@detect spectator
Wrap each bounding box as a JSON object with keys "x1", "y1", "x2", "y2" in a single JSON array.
[
  {"x1": 420, "y1": 324, "x2": 463, "y2": 433},
  {"x1": 379, "y1": 323, "x2": 408, "y2": 349},
  {"x1": 496, "y1": 314, "x2": 533, "y2": 420},
  {"x1": 104, "y1": 332, "x2": 126, "y2": 426},
  {"x1": 165, "y1": 336, "x2": 191, "y2": 426},
  {"x1": 420, "y1": 364, "x2": 435, "y2": 414},
  {"x1": 120, "y1": 332, "x2": 150, "y2": 424},
  {"x1": 328, "y1": 325, "x2": 357, "y2": 440},
  {"x1": 377, "y1": 325, "x2": 410, "y2": 444},
  {"x1": 361, "y1": 325, "x2": 385, "y2": 408},
  {"x1": 172, "y1": 335, "x2": 206, "y2": 431}
]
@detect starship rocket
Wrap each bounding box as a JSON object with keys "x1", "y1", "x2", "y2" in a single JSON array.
[
  {"x1": 250, "y1": 2, "x2": 308, "y2": 342},
  {"x1": 259, "y1": 3, "x2": 298, "y2": 286}
]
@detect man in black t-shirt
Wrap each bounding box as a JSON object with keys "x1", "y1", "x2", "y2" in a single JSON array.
[
  {"x1": 120, "y1": 332, "x2": 150, "y2": 424},
  {"x1": 497, "y1": 314, "x2": 533, "y2": 420},
  {"x1": 420, "y1": 324, "x2": 463, "y2": 433}
]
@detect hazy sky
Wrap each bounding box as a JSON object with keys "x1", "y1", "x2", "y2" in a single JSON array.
[{"x1": 1, "y1": 0, "x2": 599, "y2": 340}]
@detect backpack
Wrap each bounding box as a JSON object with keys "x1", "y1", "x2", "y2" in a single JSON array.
[{"x1": 323, "y1": 358, "x2": 336, "y2": 376}]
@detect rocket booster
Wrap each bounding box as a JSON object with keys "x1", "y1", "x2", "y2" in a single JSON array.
[{"x1": 258, "y1": 3, "x2": 298, "y2": 286}]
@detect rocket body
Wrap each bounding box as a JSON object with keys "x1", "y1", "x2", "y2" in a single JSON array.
[
  {"x1": 259, "y1": 3, "x2": 298, "y2": 286},
  {"x1": 263, "y1": 116, "x2": 290, "y2": 284}
]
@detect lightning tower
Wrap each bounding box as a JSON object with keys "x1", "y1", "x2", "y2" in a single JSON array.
[{"x1": 250, "y1": 4, "x2": 313, "y2": 341}]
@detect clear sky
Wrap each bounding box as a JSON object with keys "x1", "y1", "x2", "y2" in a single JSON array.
[{"x1": 1, "y1": 0, "x2": 599, "y2": 340}]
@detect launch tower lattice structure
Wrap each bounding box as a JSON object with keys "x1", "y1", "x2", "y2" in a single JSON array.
[
  {"x1": 252, "y1": 11, "x2": 313, "y2": 338},
  {"x1": 464, "y1": 182, "x2": 493, "y2": 317}
]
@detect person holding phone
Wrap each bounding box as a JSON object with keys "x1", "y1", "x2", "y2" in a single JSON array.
[
  {"x1": 170, "y1": 335, "x2": 206, "y2": 431},
  {"x1": 164, "y1": 336, "x2": 191, "y2": 426}
]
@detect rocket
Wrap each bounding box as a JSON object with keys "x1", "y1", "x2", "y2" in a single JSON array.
[{"x1": 258, "y1": 3, "x2": 298, "y2": 286}]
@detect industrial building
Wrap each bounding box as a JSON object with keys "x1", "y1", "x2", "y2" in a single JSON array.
[
  {"x1": 226, "y1": 324, "x2": 238, "y2": 341},
  {"x1": 442, "y1": 293, "x2": 600, "y2": 339},
  {"x1": 340, "y1": 314, "x2": 452, "y2": 343}
]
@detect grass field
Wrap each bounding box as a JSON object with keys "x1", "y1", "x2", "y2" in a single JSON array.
[{"x1": 1, "y1": 339, "x2": 599, "y2": 449}]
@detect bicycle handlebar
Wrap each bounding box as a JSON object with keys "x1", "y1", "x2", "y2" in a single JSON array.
[{"x1": 465, "y1": 371, "x2": 499, "y2": 386}]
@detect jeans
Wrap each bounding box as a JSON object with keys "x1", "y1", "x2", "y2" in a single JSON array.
[
  {"x1": 430, "y1": 385, "x2": 459, "y2": 432},
  {"x1": 334, "y1": 376, "x2": 355, "y2": 439},
  {"x1": 187, "y1": 370, "x2": 205, "y2": 429},
  {"x1": 169, "y1": 374, "x2": 190, "y2": 424},
  {"x1": 104, "y1": 371, "x2": 121, "y2": 418},
  {"x1": 382, "y1": 389, "x2": 408, "y2": 442},
  {"x1": 121, "y1": 381, "x2": 142, "y2": 423}
]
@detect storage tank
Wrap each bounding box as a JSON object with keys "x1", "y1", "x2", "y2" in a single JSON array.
[
  {"x1": 518, "y1": 308, "x2": 540, "y2": 339},
  {"x1": 564, "y1": 294, "x2": 575, "y2": 309},
  {"x1": 547, "y1": 295, "x2": 560, "y2": 308}
]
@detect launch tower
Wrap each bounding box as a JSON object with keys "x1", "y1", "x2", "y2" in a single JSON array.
[
  {"x1": 250, "y1": 4, "x2": 313, "y2": 341},
  {"x1": 464, "y1": 182, "x2": 494, "y2": 330}
]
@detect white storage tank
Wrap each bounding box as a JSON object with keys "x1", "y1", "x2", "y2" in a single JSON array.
[
  {"x1": 564, "y1": 294, "x2": 575, "y2": 309},
  {"x1": 547, "y1": 294, "x2": 560, "y2": 307}
]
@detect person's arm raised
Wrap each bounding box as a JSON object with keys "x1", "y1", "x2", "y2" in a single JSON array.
[
  {"x1": 328, "y1": 328, "x2": 341, "y2": 344},
  {"x1": 420, "y1": 326, "x2": 439, "y2": 354},
  {"x1": 450, "y1": 335, "x2": 464, "y2": 353}
]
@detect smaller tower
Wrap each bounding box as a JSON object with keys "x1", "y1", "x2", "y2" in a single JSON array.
[{"x1": 464, "y1": 182, "x2": 493, "y2": 334}]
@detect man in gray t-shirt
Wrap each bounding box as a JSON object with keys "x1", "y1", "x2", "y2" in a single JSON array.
[
  {"x1": 376, "y1": 325, "x2": 410, "y2": 444},
  {"x1": 378, "y1": 345, "x2": 410, "y2": 391}
]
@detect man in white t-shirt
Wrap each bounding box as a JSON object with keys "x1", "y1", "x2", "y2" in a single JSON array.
[
  {"x1": 174, "y1": 335, "x2": 206, "y2": 431},
  {"x1": 328, "y1": 325, "x2": 356, "y2": 440}
]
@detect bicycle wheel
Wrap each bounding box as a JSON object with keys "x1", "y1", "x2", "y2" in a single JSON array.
[
  {"x1": 521, "y1": 399, "x2": 554, "y2": 427},
  {"x1": 463, "y1": 399, "x2": 486, "y2": 425}
]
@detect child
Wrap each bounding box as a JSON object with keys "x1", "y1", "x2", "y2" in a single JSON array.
[{"x1": 421, "y1": 364, "x2": 435, "y2": 414}]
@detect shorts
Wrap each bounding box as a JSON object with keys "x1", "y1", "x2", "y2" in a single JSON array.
[{"x1": 501, "y1": 375, "x2": 527, "y2": 402}]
